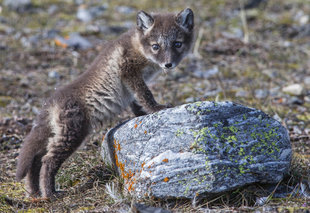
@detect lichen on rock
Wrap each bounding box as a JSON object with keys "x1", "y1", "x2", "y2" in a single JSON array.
[{"x1": 101, "y1": 101, "x2": 292, "y2": 199}]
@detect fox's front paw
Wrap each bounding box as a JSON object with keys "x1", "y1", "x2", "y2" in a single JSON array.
[
  {"x1": 165, "y1": 103, "x2": 173, "y2": 108},
  {"x1": 153, "y1": 104, "x2": 172, "y2": 112}
]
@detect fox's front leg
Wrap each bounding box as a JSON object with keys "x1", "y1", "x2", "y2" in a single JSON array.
[{"x1": 122, "y1": 71, "x2": 168, "y2": 113}]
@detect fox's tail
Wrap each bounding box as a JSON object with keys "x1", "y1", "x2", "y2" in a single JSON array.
[{"x1": 16, "y1": 128, "x2": 46, "y2": 181}]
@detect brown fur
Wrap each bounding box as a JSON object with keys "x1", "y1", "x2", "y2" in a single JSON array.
[{"x1": 16, "y1": 8, "x2": 195, "y2": 198}]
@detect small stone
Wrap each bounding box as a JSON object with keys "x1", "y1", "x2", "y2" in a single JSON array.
[
  {"x1": 235, "y1": 90, "x2": 249, "y2": 98},
  {"x1": 255, "y1": 89, "x2": 268, "y2": 99},
  {"x1": 262, "y1": 69, "x2": 278, "y2": 78},
  {"x1": 20, "y1": 37, "x2": 31, "y2": 48},
  {"x1": 193, "y1": 66, "x2": 219, "y2": 79},
  {"x1": 293, "y1": 126, "x2": 302, "y2": 135},
  {"x1": 77, "y1": 5, "x2": 107, "y2": 22},
  {"x1": 304, "y1": 76, "x2": 310, "y2": 85},
  {"x1": 48, "y1": 5, "x2": 58, "y2": 15},
  {"x1": 288, "y1": 97, "x2": 303, "y2": 105},
  {"x1": 55, "y1": 33, "x2": 93, "y2": 50},
  {"x1": 32, "y1": 106, "x2": 39, "y2": 115},
  {"x1": 19, "y1": 77, "x2": 30, "y2": 87},
  {"x1": 99, "y1": 25, "x2": 127, "y2": 35},
  {"x1": 44, "y1": 29, "x2": 60, "y2": 39},
  {"x1": 273, "y1": 113, "x2": 282, "y2": 122},
  {"x1": 4, "y1": 0, "x2": 31, "y2": 12},
  {"x1": 133, "y1": 203, "x2": 171, "y2": 213},
  {"x1": 88, "y1": 5, "x2": 107, "y2": 18},
  {"x1": 115, "y1": 6, "x2": 135, "y2": 15},
  {"x1": 294, "y1": 10, "x2": 309, "y2": 26},
  {"x1": 48, "y1": 71, "x2": 60, "y2": 79},
  {"x1": 74, "y1": 0, "x2": 84, "y2": 5},
  {"x1": 282, "y1": 84, "x2": 303, "y2": 96},
  {"x1": 77, "y1": 5, "x2": 92, "y2": 22},
  {"x1": 255, "y1": 197, "x2": 268, "y2": 206}
]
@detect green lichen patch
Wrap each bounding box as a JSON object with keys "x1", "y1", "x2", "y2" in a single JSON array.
[
  {"x1": 185, "y1": 101, "x2": 214, "y2": 115},
  {"x1": 175, "y1": 129, "x2": 184, "y2": 137},
  {"x1": 188, "y1": 110, "x2": 286, "y2": 178}
]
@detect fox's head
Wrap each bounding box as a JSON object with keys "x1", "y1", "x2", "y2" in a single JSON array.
[{"x1": 136, "y1": 8, "x2": 194, "y2": 70}]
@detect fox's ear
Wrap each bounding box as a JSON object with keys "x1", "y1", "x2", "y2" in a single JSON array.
[
  {"x1": 137, "y1": 11, "x2": 154, "y2": 31},
  {"x1": 176, "y1": 8, "x2": 194, "y2": 31}
]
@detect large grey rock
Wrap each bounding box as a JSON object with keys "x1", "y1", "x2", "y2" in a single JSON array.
[{"x1": 101, "y1": 101, "x2": 291, "y2": 199}]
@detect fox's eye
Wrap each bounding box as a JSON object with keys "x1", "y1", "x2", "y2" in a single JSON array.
[
  {"x1": 152, "y1": 44, "x2": 160, "y2": 51},
  {"x1": 174, "y1": 42, "x2": 182, "y2": 48}
]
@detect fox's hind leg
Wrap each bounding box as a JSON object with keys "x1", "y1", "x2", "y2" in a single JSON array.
[
  {"x1": 25, "y1": 154, "x2": 44, "y2": 197},
  {"x1": 39, "y1": 102, "x2": 89, "y2": 198}
]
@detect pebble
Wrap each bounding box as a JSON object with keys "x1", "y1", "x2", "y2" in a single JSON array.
[
  {"x1": 77, "y1": 5, "x2": 93, "y2": 22},
  {"x1": 304, "y1": 76, "x2": 310, "y2": 85},
  {"x1": 282, "y1": 84, "x2": 303, "y2": 96},
  {"x1": 294, "y1": 10, "x2": 309, "y2": 26},
  {"x1": 4, "y1": 0, "x2": 31, "y2": 12},
  {"x1": 55, "y1": 33, "x2": 93, "y2": 50},
  {"x1": 48, "y1": 71, "x2": 60, "y2": 79},
  {"x1": 77, "y1": 5, "x2": 107, "y2": 22},
  {"x1": 273, "y1": 113, "x2": 282, "y2": 122},
  {"x1": 115, "y1": 6, "x2": 135, "y2": 15},
  {"x1": 235, "y1": 90, "x2": 249, "y2": 98},
  {"x1": 133, "y1": 203, "x2": 171, "y2": 213},
  {"x1": 44, "y1": 29, "x2": 60, "y2": 39},
  {"x1": 255, "y1": 89, "x2": 268, "y2": 99},
  {"x1": 48, "y1": 5, "x2": 58, "y2": 15},
  {"x1": 262, "y1": 69, "x2": 278, "y2": 78},
  {"x1": 193, "y1": 66, "x2": 219, "y2": 79},
  {"x1": 32, "y1": 106, "x2": 39, "y2": 115},
  {"x1": 99, "y1": 25, "x2": 127, "y2": 35},
  {"x1": 289, "y1": 96, "x2": 304, "y2": 105}
]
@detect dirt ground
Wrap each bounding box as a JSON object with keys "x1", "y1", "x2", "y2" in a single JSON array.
[{"x1": 0, "y1": 0, "x2": 309, "y2": 212}]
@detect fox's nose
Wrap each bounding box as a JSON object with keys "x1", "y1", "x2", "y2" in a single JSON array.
[{"x1": 165, "y1": 63, "x2": 172, "y2": 68}]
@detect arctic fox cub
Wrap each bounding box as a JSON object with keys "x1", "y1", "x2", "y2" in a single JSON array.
[{"x1": 16, "y1": 8, "x2": 195, "y2": 198}]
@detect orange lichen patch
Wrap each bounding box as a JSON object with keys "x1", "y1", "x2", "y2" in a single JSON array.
[
  {"x1": 127, "y1": 178, "x2": 136, "y2": 192},
  {"x1": 144, "y1": 130, "x2": 147, "y2": 134},
  {"x1": 196, "y1": 192, "x2": 199, "y2": 197},
  {"x1": 134, "y1": 123, "x2": 138, "y2": 128},
  {"x1": 54, "y1": 38, "x2": 68, "y2": 48},
  {"x1": 162, "y1": 158, "x2": 169, "y2": 163},
  {"x1": 141, "y1": 162, "x2": 145, "y2": 168},
  {"x1": 163, "y1": 177, "x2": 169, "y2": 182},
  {"x1": 114, "y1": 153, "x2": 119, "y2": 167},
  {"x1": 102, "y1": 135, "x2": 105, "y2": 141},
  {"x1": 113, "y1": 140, "x2": 137, "y2": 192},
  {"x1": 128, "y1": 183, "x2": 133, "y2": 191},
  {"x1": 139, "y1": 121, "x2": 142, "y2": 124}
]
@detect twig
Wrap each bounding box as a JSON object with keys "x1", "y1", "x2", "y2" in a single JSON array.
[
  {"x1": 193, "y1": 27, "x2": 204, "y2": 58},
  {"x1": 239, "y1": 0, "x2": 249, "y2": 43}
]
